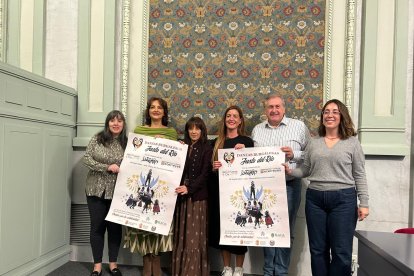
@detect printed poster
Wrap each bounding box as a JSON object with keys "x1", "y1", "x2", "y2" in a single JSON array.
[
  {"x1": 106, "y1": 133, "x2": 187, "y2": 235},
  {"x1": 218, "y1": 147, "x2": 290, "y2": 247}
]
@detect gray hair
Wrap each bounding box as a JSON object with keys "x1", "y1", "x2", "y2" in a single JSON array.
[{"x1": 263, "y1": 94, "x2": 285, "y2": 108}]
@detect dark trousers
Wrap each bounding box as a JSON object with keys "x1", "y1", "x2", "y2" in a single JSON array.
[
  {"x1": 305, "y1": 188, "x2": 357, "y2": 276},
  {"x1": 87, "y1": 195, "x2": 122, "y2": 264},
  {"x1": 263, "y1": 178, "x2": 302, "y2": 276}
]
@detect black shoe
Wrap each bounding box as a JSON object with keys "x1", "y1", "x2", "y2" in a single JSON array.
[
  {"x1": 110, "y1": 268, "x2": 122, "y2": 276},
  {"x1": 90, "y1": 271, "x2": 102, "y2": 276}
]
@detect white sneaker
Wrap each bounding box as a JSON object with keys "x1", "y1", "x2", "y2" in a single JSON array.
[
  {"x1": 233, "y1": 267, "x2": 244, "y2": 276},
  {"x1": 221, "y1": 266, "x2": 233, "y2": 276}
]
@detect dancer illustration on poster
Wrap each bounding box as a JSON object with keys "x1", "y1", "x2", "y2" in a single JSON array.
[
  {"x1": 218, "y1": 146, "x2": 290, "y2": 247},
  {"x1": 106, "y1": 133, "x2": 188, "y2": 236},
  {"x1": 123, "y1": 170, "x2": 168, "y2": 215},
  {"x1": 230, "y1": 182, "x2": 275, "y2": 229}
]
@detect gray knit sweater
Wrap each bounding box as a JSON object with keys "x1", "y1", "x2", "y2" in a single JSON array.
[{"x1": 291, "y1": 136, "x2": 369, "y2": 207}]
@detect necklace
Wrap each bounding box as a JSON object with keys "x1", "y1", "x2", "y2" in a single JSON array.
[{"x1": 325, "y1": 136, "x2": 339, "y2": 140}]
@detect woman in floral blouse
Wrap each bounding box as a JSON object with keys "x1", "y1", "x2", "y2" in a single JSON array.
[{"x1": 83, "y1": 110, "x2": 128, "y2": 276}]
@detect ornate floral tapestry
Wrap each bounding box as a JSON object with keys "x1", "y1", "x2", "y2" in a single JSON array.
[{"x1": 148, "y1": 0, "x2": 325, "y2": 135}]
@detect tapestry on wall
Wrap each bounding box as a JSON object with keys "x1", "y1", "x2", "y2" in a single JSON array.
[{"x1": 147, "y1": 0, "x2": 325, "y2": 135}]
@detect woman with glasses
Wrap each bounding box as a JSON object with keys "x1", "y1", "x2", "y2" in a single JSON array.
[{"x1": 285, "y1": 99, "x2": 369, "y2": 276}]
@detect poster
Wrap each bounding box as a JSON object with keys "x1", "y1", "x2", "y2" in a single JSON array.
[
  {"x1": 106, "y1": 133, "x2": 187, "y2": 235},
  {"x1": 218, "y1": 147, "x2": 290, "y2": 247}
]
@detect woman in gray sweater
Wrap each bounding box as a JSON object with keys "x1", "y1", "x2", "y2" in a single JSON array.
[{"x1": 286, "y1": 99, "x2": 369, "y2": 276}]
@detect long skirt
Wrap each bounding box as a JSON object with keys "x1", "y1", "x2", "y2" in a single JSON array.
[
  {"x1": 123, "y1": 225, "x2": 173, "y2": 255},
  {"x1": 172, "y1": 197, "x2": 208, "y2": 276}
]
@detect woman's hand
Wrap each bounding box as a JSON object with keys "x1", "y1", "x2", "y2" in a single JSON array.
[
  {"x1": 178, "y1": 140, "x2": 185, "y2": 145},
  {"x1": 282, "y1": 163, "x2": 291, "y2": 175},
  {"x1": 358, "y1": 207, "x2": 369, "y2": 221},
  {"x1": 234, "y1": 143, "x2": 245, "y2": 150},
  {"x1": 107, "y1": 164, "x2": 120, "y2": 173},
  {"x1": 175, "y1": 185, "x2": 188, "y2": 195},
  {"x1": 212, "y1": 161, "x2": 222, "y2": 170}
]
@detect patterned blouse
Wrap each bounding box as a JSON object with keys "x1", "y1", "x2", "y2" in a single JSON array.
[{"x1": 83, "y1": 135, "x2": 124, "y2": 199}]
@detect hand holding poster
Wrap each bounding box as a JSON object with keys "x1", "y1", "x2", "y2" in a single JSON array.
[
  {"x1": 218, "y1": 147, "x2": 290, "y2": 247},
  {"x1": 106, "y1": 133, "x2": 187, "y2": 235}
]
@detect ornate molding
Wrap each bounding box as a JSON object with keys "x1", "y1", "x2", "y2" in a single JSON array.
[
  {"x1": 121, "y1": 0, "x2": 149, "y2": 123},
  {"x1": 140, "y1": 0, "x2": 149, "y2": 123},
  {"x1": 0, "y1": 0, "x2": 5, "y2": 61},
  {"x1": 324, "y1": 0, "x2": 356, "y2": 112},
  {"x1": 344, "y1": 0, "x2": 356, "y2": 110},
  {"x1": 121, "y1": 0, "x2": 130, "y2": 117},
  {"x1": 324, "y1": 0, "x2": 333, "y2": 101}
]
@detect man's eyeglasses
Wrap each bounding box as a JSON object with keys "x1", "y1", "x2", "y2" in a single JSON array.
[{"x1": 322, "y1": 110, "x2": 341, "y2": 116}]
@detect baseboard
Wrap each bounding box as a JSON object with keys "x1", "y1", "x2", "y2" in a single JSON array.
[{"x1": 1, "y1": 245, "x2": 70, "y2": 276}]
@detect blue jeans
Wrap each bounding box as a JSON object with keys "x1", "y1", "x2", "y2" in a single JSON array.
[
  {"x1": 263, "y1": 178, "x2": 302, "y2": 276},
  {"x1": 305, "y1": 188, "x2": 357, "y2": 276}
]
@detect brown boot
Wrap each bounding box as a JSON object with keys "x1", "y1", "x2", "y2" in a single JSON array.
[
  {"x1": 143, "y1": 254, "x2": 152, "y2": 276},
  {"x1": 151, "y1": 254, "x2": 162, "y2": 276}
]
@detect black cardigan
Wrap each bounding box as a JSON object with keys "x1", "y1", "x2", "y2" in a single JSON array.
[{"x1": 180, "y1": 140, "x2": 212, "y2": 201}]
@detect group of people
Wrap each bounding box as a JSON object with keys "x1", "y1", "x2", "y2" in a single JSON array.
[{"x1": 83, "y1": 94, "x2": 369, "y2": 276}]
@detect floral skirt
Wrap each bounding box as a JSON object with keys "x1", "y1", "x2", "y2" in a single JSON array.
[{"x1": 172, "y1": 197, "x2": 209, "y2": 276}]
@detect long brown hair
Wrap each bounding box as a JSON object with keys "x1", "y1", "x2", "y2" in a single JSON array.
[
  {"x1": 212, "y1": 105, "x2": 246, "y2": 161},
  {"x1": 318, "y1": 99, "x2": 356, "y2": 139}
]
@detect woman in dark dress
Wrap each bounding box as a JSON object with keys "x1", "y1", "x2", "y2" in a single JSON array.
[
  {"x1": 209, "y1": 106, "x2": 254, "y2": 276},
  {"x1": 172, "y1": 117, "x2": 212, "y2": 276}
]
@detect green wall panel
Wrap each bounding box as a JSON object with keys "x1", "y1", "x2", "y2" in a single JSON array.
[
  {"x1": 0, "y1": 124, "x2": 42, "y2": 274},
  {"x1": 359, "y1": 0, "x2": 409, "y2": 155},
  {"x1": 74, "y1": 0, "x2": 117, "y2": 147},
  {"x1": 0, "y1": 63, "x2": 75, "y2": 275},
  {"x1": 41, "y1": 130, "x2": 71, "y2": 255}
]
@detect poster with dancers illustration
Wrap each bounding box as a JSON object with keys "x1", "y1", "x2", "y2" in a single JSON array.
[
  {"x1": 218, "y1": 147, "x2": 290, "y2": 247},
  {"x1": 106, "y1": 133, "x2": 188, "y2": 235}
]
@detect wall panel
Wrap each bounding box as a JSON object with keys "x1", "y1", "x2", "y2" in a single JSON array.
[
  {"x1": 359, "y1": 0, "x2": 409, "y2": 155},
  {"x1": 74, "y1": 0, "x2": 117, "y2": 146},
  {"x1": 41, "y1": 130, "x2": 71, "y2": 255},
  {"x1": 0, "y1": 63, "x2": 76, "y2": 275},
  {"x1": 0, "y1": 124, "x2": 42, "y2": 274},
  {"x1": 0, "y1": 63, "x2": 76, "y2": 126}
]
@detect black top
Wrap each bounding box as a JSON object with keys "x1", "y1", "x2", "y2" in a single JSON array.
[
  {"x1": 180, "y1": 140, "x2": 212, "y2": 201},
  {"x1": 222, "y1": 135, "x2": 254, "y2": 149},
  {"x1": 208, "y1": 135, "x2": 254, "y2": 253}
]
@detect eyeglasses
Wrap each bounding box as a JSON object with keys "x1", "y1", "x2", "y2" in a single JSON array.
[{"x1": 322, "y1": 110, "x2": 340, "y2": 116}]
